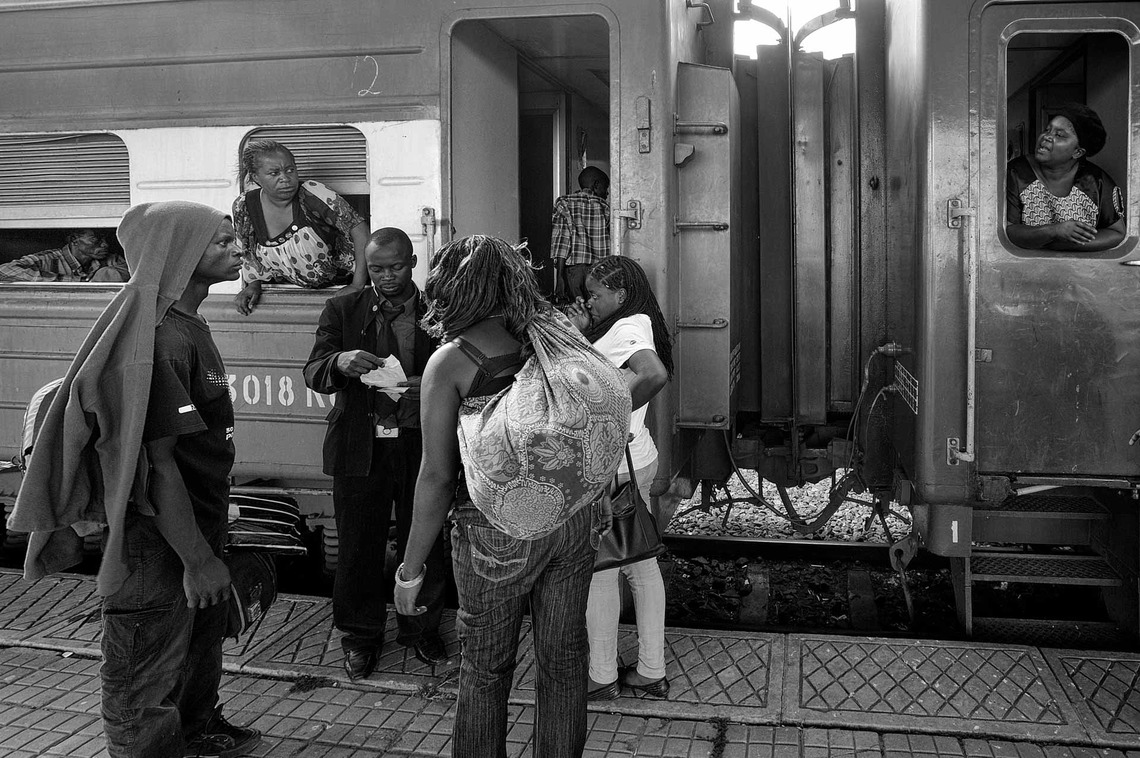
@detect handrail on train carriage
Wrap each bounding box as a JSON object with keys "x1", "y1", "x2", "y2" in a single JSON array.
[
  {"x1": 947, "y1": 198, "x2": 976, "y2": 465},
  {"x1": 685, "y1": 0, "x2": 715, "y2": 29}
]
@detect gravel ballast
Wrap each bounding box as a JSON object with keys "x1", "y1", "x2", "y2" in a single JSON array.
[{"x1": 667, "y1": 468, "x2": 911, "y2": 543}]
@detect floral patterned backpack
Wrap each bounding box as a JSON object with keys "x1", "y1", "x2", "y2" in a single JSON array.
[{"x1": 457, "y1": 310, "x2": 631, "y2": 539}]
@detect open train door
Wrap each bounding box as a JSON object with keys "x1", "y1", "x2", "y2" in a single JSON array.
[
  {"x1": 972, "y1": 3, "x2": 1140, "y2": 479},
  {"x1": 672, "y1": 63, "x2": 742, "y2": 472}
]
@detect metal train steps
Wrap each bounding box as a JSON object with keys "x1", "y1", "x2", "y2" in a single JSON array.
[
  {"x1": 961, "y1": 551, "x2": 1124, "y2": 642},
  {"x1": 958, "y1": 494, "x2": 1121, "y2": 640},
  {"x1": 969, "y1": 552, "x2": 1121, "y2": 587},
  {"x1": 973, "y1": 494, "x2": 1109, "y2": 546},
  {"x1": 971, "y1": 617, "x2": 1128, "y2": 648}
]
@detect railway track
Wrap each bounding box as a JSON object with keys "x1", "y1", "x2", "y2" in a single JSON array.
[
  {"x1": 663, "y1": 533, "x2": 942, "y2": 568},
  {"x1": 657, "y1": 533, "x2": 1130, "y2": 648},
  {"x1": 658, "y1": 534, "x2": 956, "y2": 638}
]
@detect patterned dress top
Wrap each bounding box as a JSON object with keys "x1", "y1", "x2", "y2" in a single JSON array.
[
  {"x1": 233, "y1": 179, "x2": 364, "y2": 287},
  {"x1": 1006, "y1": 156, "x2": 1123, "y2": 230}
]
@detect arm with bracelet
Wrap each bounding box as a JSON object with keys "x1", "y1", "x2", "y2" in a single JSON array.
[{"x1": 393, "y1": 345, "x2": 465, "y2": 615}]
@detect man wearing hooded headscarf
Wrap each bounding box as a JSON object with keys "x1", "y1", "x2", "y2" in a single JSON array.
[{"x1": 7, "y1": 201, "x2": 260, "y2": 757}]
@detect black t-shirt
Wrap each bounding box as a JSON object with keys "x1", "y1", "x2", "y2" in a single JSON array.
[{"x1": 143, "y1": 308, "x2": 235, "y2": 539}]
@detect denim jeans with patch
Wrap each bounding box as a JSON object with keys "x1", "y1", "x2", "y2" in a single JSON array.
[
  {"x1": 100, "y1": 513, "x2": 226, "y2": 758},
  {"x1": 451, "y1": 501, "x2": 596, "y2": 758}
]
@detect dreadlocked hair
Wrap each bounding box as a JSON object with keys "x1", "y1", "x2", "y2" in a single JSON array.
[
  {"x1": 582, "y1": 256, "x2": 674, "y2": 378},
  {"x1": 421, "y1": 235, "x2": 547, "y2": 344}
]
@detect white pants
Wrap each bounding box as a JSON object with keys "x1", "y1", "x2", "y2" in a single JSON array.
[{"x1": 586, "y1": 459, "x2": 667, "y2": 683}]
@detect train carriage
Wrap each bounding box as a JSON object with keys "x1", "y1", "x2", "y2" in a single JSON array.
[
  {"x1": 0, "y1": 0, "x2": 748, "y2": 571},
  {"x1": 0, "y1": 0, "x2": 1138, "y2": 641}
]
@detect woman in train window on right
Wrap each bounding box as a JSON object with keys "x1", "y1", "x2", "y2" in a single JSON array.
[
  {"x1": 566, "y1": 256, "x2": 674, "y2": 701},
  {"x1": 1006, "y1": 102, "x2": 1125, "y2": 252}
]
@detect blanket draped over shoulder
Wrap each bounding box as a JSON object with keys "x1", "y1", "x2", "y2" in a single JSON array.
[{"x1": 7, "y1": 201, "x2": 226, "y2": 596}]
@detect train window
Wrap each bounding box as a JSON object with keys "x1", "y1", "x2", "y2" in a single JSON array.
[
  {"x1": 0, "y1": 226, "x2": 128, "y2": 283},
  {"x1": 0, "y1": 132, "x2": 131, "y2": 282},
  {"x1": 239, "y1": 125, "x2": 370, "y2": 219},
  {"x1": 1004, "y1": 32, "x2": 1129, "y2": 256}
]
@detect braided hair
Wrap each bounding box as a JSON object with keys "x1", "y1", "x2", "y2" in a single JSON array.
[
  {"x1": 421, "y1": 235, "x2": 547, "y2": 344},
  {"x1": 582, "y1": 257, "x2": 674, "y2": 377},
  {"x1": 239, "y1": 139, "x2": 296, "y2": 187}
]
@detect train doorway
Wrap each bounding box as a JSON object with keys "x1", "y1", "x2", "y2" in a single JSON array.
[{"x1": 447, "y1": 14, "x2": 611, "y2": 296}]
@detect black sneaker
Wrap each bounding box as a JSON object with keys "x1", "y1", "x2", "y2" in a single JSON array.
[{"x1": 184, "y1": 708, "x2": 262, "y2": 758}]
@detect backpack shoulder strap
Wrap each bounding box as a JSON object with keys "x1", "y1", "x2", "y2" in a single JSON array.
[{"x1": 451, "y1": 336, "x2": 523, "y2": 397}]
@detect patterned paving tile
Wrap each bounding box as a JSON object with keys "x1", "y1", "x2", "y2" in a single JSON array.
[
  {"x1": 0, "y1": 569, "x2": 326, "y2": 665},
  {"x1": 244, "y1": 603, "x2": 465, "y2": 685},
  {"x1": 515, "y1": 627, "x2": 782, "y2": 724},
  {"x1": 803, "y1": 728, "x2": 885, "y2": 758},
  {"x1": 223, "y1": 592, "x2": 327, "y2": 664},
  {"x1": 784, "y1": 635, "x2": 1085, "y2": 742},
  {"x1": 717, "y1": 724, "x2": 803, "y2": 758},
  {"x1": 0, "y1": 570, "x2": 102, "y2": 652},
  {"x1": 1043, "y1": 649, "x2": 1140, "y2": 747},
  {"x1": 882, "y1": 733, "x2": 968, "y2": 758}
]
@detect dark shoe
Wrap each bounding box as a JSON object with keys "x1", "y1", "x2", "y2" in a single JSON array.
[
  {"x1": 413, "y1": 635, "x2": 449, "y2": 666},
  {"x1": 343, "y1": 648, "x2": 378, "y2": 681},
  {"x1": 620, "y1": 666, "x2": 669, "y2": 698},
  {"x1": 184, "y1": 708, "x2": 262, "y2": 757},
  {"x1": 587, "y1": 679, "x2": 619, "y2": 701}
]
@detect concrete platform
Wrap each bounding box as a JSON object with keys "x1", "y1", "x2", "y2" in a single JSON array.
[{"x1": 2, "y1": 567, "x2": 1140, "y2": 757}]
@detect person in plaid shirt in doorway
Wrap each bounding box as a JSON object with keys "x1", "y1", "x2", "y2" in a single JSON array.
[{"x1": 550, "y1": 166, "x2": 610, "y2": 302}]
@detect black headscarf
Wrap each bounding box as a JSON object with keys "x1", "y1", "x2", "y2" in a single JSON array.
[{"x1": 1048, "y1": 102, "x2": 1107, "y2": 157}]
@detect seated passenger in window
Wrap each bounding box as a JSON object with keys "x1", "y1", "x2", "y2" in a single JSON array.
[
  {"x1": 1007, "y1": 103, "x2": 1125, "y2": 252},
  {"x1": 0, "y1": 229, "x2": 129, "y2": 283},
  {"x1": 232, "y1": 139, "x2": 370, "y2": 314}
]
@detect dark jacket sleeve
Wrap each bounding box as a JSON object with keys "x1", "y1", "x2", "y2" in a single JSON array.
[{"x1": 304, "y1": 298, "x2": 350, "y2": 395}]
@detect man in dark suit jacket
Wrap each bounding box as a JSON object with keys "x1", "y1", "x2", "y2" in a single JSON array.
[{"x1": 304, "y1": 227, "x2": 447, "y2": 680}]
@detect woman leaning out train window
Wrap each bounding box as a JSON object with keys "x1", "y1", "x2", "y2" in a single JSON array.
[{"x1": 1006, "y1": 103, "x2": 1125, "y2": 253}]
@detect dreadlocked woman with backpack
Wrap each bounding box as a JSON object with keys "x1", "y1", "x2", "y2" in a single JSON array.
[
  {"x1": 566, "y1": 255, "x2": 674, "y2": 701},
  {"x1": 394, "y1": 235, "x2": 631, "y2": 758}
]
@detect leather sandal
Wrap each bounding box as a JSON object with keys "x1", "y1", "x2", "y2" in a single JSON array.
[
  {"x1": 587, "y1": 678, "x2": 619, "y2": 701},
  {"x1": 619, "y1": 666, "x2": 669, "y2": 698}
]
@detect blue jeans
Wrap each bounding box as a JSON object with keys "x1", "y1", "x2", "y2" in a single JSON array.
[
  {"x1": 451, "y1": 502, "x2": 596, "y2": 758},
  {"x1": 101, "y1": 514, "x2": 226, "y2": 758},
  {"x1": 332, "y1": 432, "x2": 446, "y2": 652}
]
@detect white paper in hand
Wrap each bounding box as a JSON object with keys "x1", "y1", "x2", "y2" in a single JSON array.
[{"x1": 360, "y1": 356, "x2": 409, "y2": 401}]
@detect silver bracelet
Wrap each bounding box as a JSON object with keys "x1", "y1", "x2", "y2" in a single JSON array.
[{"x1": 395, "y1": 562, "x2": 425, "y2": 589}]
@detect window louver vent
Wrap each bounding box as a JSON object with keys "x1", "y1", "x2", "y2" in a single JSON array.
[
  {"x1": 244, "y1": 126, "x2": 368, "y2": 193},
  {"x1": 0, "y1": 133, "x2": 130, "y2": 207}
]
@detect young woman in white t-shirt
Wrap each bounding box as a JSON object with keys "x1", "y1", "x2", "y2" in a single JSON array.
[{"x1": 566, "y1": 255, "x2": 674, "y2": 701}]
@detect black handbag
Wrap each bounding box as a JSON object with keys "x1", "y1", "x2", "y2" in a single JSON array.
[
  {"x1": 223, "y1": 551, "x2": 277, "y2": 640},
  {"x1": 594, "y1": 446, "x2": 666, "y2": 571}
]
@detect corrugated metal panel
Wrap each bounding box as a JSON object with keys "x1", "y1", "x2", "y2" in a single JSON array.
[
  {"x1": 0, "y1": 133, "x2": 129, "y2": 207},
  {"x1": 244, "y1": 126, "x2": 367, "y2": 193}
]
